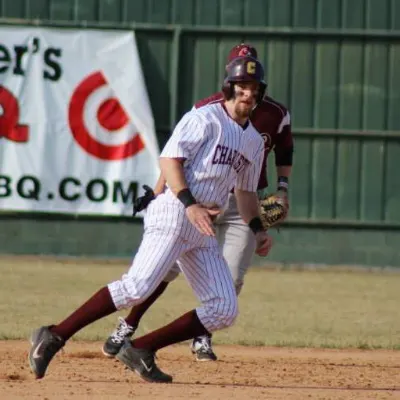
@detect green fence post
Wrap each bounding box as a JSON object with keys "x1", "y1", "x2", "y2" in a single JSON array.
[{"x1": 169, "y1": 26, "x2": 182, "y2": 130}]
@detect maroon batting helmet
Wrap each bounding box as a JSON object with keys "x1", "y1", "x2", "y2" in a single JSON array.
[
  {"x1": 227, "y1": 43, "x2": 258, "y2": 62},
  {"x1": 222, "y1": 56, "x2": 267, "y2": 103}
]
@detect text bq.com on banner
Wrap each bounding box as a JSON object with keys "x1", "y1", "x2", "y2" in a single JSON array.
[{"x1": 0, "y1": 26, "x2": 160, "y2": 216}]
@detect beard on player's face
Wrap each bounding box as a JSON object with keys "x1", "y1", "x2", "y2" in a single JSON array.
[
  {"x1": 232, "y1": 82, "x2": 258, "y2": 114},
  {"x1": 233, "y1": 92, "x2": 257, "y2": 118},
  {"x1": 234, "y1": 102, "x2": 253, "y2": 118}
]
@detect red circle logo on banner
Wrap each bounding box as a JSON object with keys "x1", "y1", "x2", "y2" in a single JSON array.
[{"x1": 68, "y1": 71, "x2": 144, "y2": 161}]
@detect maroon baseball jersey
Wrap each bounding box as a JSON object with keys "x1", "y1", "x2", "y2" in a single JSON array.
[{"x1": 194, "y1": 93, "x2": 293, "y2": 190}]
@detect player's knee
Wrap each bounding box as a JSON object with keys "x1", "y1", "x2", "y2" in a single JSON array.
[
  {"x1": 221, "y1": 299, "x2": 239, "y2": 328},
  {"x1": 111, "y1": 275, "x2": 155, "y2": 309},
  {"x1": 136, "y1": 283, "x2": 153, "y2": 300},
  {"x1": 212, "y1": 297, "x2": 239, "y2": 329}
]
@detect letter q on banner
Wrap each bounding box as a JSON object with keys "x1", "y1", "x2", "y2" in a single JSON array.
[
  {"x1": 0, "y1": 85, "x2": 29, "y2": 142},
  {"x1": 68, "y1": 71, "x2": 144, "y2": 161}
]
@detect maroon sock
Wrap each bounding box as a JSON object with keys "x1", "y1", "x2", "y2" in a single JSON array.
[
  {"x1": 125, "y1": 281, "x2": 169, "y2": 328},
  {"x1": 132, "y1": 310, "x2": 209, "y2": 352},
  {"x1": 51, "y1": 286, "x2": 116, "y2": 341}
]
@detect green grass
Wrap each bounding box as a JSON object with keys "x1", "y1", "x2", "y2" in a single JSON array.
[{"x1": 1, "y1": 257, "x2": 400, "y2": 349}]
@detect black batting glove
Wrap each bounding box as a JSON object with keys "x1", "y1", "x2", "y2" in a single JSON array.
[{"x1": 133, "y1": 185, "x2": 155, "y2": 216}]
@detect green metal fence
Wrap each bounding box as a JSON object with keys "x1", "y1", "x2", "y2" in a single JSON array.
[{"x1": 0, "y1": 0, "x2": 399, "y2": 266}]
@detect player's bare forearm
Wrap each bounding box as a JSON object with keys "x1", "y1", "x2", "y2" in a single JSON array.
[
  {"x1": 153, "y1": 173, "x2": 167, "y2": 195},
  {"x1": 234, "y1": 188, "x2": 260, "y2": 224},
  {"x1": 159, "y1": 157, "x2": 188, "y2": 196}
]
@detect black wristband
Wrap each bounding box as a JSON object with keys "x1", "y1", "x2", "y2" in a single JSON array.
[
  {"x1": 277, "y1": 176, "x2": 289, "y2": 192},
  {"x1": 249, "y1": 217, "x2": 264, "y2": 234},
  {"x1": 177, "y1": 188, "x2": 197, "y2": 208}
]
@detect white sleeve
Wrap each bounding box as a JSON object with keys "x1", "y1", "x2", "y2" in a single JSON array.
[
  {"x1": 235, "y1": 145, "x2": 264, "y2": 192},
  {"x1": 160, "y1": 112, "x2": 207, "y2": 160},
  {"x1": 278, "y1": 111, "x2": 291, "y2": 133}
]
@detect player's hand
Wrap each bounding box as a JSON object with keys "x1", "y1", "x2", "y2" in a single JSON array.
[
  {"x1": 133, "y1": 185, "x2": 155, "y2": 216},
  {"x1": 255, "y1": 231, "x2": 273, "y2": 256},
  {"x1": 186, "y1": 204, "x2": 221, "y2": 236}
]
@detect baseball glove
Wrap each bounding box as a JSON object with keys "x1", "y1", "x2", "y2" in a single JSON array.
[
  {"x1": 133, "y1": 185, "x2": 155, "y2": 216},
  {"x1": 259, "y1": 194, "x2": 287, "y2": 229}
]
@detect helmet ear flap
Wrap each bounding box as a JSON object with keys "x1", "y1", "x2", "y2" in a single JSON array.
[
  {"x1": 222, "y1": 80, "x2": 234, "y2": 100},
  {"x1": 257, "y1": 81, "x2": 267, "y2": 103}
]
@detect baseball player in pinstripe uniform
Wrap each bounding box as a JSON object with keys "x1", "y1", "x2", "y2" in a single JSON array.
[
  {"x1": 102, "y1": 44, "x2": 293, "y2": 362},
  {"x1": 28, "y1": 55, "x2": 273, "y2": 383}
]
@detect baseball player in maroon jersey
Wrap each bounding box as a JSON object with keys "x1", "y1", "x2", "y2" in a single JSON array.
[
  {"x1": 28, "y1": 55, "x2": 273, "y2": 383},
  {"x1": 101, "y1": 44, "x2": 293, "y2": 361}
]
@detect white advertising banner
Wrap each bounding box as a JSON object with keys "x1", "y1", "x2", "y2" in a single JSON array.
[{"x1": 0, "y1": 26, "x2": 160, "y2": 216}]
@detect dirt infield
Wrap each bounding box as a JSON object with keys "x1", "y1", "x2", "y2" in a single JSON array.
[{"x1": 1, "y1": 341, "x2": 399, "y2": 399}]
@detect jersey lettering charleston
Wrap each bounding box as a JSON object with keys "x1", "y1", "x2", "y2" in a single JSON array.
[
  {"x1": 195, "y1": 93, "x2": 293, "y2": 190},
  {"x1": 160, "y1": 103, "x2": 264, "y2": 210}
]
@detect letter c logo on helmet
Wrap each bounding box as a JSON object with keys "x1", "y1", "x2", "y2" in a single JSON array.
[
  {"x1": 247, "y1": 61, "x2": 256, "y2": 75},
  {"x1": 225, "y1": 56, "x2": 265, "y2": 84}
]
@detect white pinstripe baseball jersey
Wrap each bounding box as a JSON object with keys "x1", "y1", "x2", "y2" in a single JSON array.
[{"x1": 160, "y1": 102, "x2": 265, "y2": 209}]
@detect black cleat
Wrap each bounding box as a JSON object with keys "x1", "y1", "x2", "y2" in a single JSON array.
[
  {"x1": 28, "y1": 326, "x2": 65, "y2": 379},
  {"x1": 102, "y1": 317, "x2": 136, "y2": 358},
  {"x1": 116, "y1": 339, "x2": 172, "y2": 383},
  {"x1": 190, "y1": 335, "x2": 217, "y2": 361}
]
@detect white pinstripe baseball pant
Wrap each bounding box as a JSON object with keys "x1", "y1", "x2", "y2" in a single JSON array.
[
  {"x1": 108, "y1": 199, "x2": 238, "y2": 333},
  {"x1": 164, "y1": 193, "x2": 256, "y2": 294}
]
